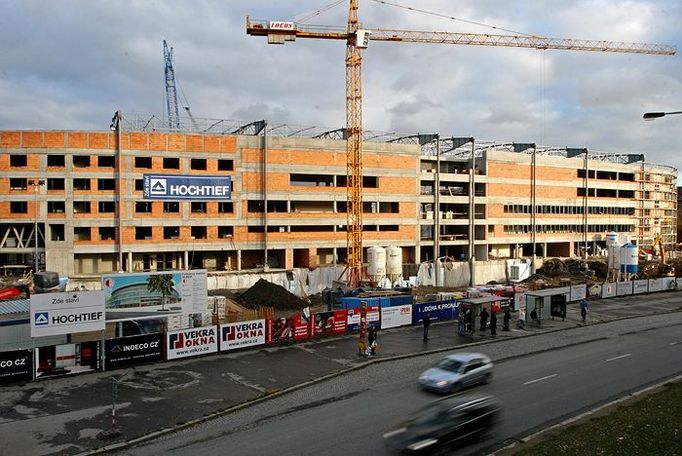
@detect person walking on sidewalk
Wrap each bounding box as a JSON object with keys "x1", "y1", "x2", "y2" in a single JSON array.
[
  {"x1": 479, "y1": 308, "x2": 489, "y2": 332},
  {"x1": 580, "y1": 299, "x2": 589, "y2": 323},
  {"x1": 503, "y1": 306, "x2": 511, "y2": 331},
  {"x1": 489, "y1": 311, "x2": 497, "y2": 336},
  {"x1": 423, "y1": 312, "x2": 431, "y2": 340}
]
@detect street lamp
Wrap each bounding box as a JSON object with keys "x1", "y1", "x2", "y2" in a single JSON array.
[
  {"x1": 28, "y1": 179, "x2": 45, "y2": 272},
  {"x1": 643, "y1": 111, "x2": 682, "y2": 121}
]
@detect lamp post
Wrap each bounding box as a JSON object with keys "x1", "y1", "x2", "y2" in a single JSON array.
[
  {"x1": 643, "y1": 111, "x2": 682, "y2": 120},
  {"x1": 28, "y1": 179, "x2": 45, "y2": 272}
]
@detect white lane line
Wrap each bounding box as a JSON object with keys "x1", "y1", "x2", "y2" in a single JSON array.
[
  {"x1": 605, "y1": 353, "x2": 631, "y2": 362},
  {"x1": 670, "y1": 341, "x2": 681, "y2": 346},
  {"x1": 523, "y1": 374, "x2": 557, "y2": 385}
]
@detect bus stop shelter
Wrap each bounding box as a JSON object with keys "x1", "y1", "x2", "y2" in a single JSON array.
[
  {"x1": 524, "y1": 288, "x2": 570, "y2": 327},
  {"x1": 457, "y1": 296, "x2": 510, "y2": 336}
]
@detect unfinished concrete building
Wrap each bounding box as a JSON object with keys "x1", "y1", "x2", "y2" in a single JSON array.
[{"x1": 0, "y1": 115, "x2": 676, "y2": 278}]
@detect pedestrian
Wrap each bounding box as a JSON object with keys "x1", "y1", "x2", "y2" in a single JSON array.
[
  {"x1": 530, "y1": 308, "x2": 538, "y2": 323},
  {"x1": 489, "y1": 311, "x2": 497, "y2": 336},
  {"x1": 517, "y1": 308, "x2": 526, "y2": 329},
  {"x1": 479, "y1": 307, "x2": 489, "y2": 332},
  {"x1": 423, "y1": 312, "x2": 431, "y2": 340},
  {"x1": 503, "y1": 307, "x2": 511, "y2": 331},
  {"x1": 580, "y1": 299, "x2": 589, "y2": 323},
  {"x1": 368, "y1": 326, "x2": 378, "y2": 355}
]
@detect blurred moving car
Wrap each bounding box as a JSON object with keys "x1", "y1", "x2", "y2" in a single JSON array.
[
  {"x1": 419, "y1": 353, "x2": 492, "y2": 394},
  {"x1": 383, "y1": 394, "x2": 501, "y2": 454}
]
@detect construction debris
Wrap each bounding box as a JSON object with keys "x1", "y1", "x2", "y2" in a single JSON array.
[{"x1": 236, "y1": 279, "x2": 309, "y2": 311}]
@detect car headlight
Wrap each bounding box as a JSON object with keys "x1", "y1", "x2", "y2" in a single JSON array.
[
  {"x1": 382, "y1": 427, "x2": 407, "y2": 439},
  {"x1": 436, "y1": 380, "x2": 449, "y2": 387},
  {"x1": 407, "y1": 438, "x2": 438, "y2": 451}
]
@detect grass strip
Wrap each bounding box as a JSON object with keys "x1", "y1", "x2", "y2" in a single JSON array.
[{"x1": 518, "y1": 381, "x2": 682, "y2": 456}]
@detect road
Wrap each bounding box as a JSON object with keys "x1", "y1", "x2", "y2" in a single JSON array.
[{"x1": 117, "y1": 316, "x2": 682, "y2": 456}]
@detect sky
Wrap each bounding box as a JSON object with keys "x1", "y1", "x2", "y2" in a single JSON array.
[{"x1": 1, "y1": 0, "x2": 682, "y2": 173}]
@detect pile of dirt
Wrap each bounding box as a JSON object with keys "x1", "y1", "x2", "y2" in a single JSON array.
[{"x1": 236, "y1": 278, "x2": 309, "y2": 310}]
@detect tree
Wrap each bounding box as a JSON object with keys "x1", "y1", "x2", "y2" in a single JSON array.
[{"x1": 147, "y1": 274, "x2": 174, "y2": 311}]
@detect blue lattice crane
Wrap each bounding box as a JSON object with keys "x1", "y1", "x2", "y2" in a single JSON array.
[{"x1": 163, "y1": 39, "x2": 180, "y2": 130}]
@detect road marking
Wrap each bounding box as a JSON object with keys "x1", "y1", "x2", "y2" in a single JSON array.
[
  {"x1": 523, "y1": 374, "x2": 557, "y2": 385},
  {"x1": 605, "y1": 353, "x2": 631, "y2": 362},
  {"x1": 670, "y1": 341, "x2": 681, "y2": 346}
]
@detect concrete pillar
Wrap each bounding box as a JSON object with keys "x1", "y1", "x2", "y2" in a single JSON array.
[
  {"x1": 184, "y1": 251, "x2": 189, "y2": 270},
  {"x1": 237, "y1": 250, "x2": 242, "y2": 271},
  {"x1": 127, "y1": 251, "x2": 133, "y2": 272}
]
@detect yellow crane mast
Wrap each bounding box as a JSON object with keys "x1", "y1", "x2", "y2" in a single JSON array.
[{"x1": 246, "y1": 1, "x2": 675, "y2": 288}]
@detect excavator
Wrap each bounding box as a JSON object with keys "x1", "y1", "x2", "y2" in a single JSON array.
[{"x1": 642, "y1": 234, "x2": 675, "y2": 277}]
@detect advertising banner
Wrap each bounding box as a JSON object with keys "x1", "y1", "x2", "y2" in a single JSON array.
[
  {"x1": 268, "y1": 317, "x2": 294, "y2": 344},
  {"x1": 380, "y1": 305, "x2": 413, "y2": 329},
  {"x1": 143, "y1": 174, "x2": 231, "y2": 201},
  {"x1": 569, "y1": 284, "x2": 587, "y2": 302},
  {"x1": 514, "y1": 292, "x2": 526, "y2": 311},
  {"x1": 219, "y1": 319, "x2": 266, "y2": 351},
  {"x1": 648, "y1": 278, "x2": 662, "y2": 293},
  {"x1": 0, "y1": 349, "x2": 32, "y2": 384},
  {"x1": 311, "y1": 310, "x2": 347, "y2": 337},
  {"x1": 662, "y1": 277, "x2": 677, "y2": 291},
  {"x1": 677, "y1": 278, "x2": 682, "y2": 290},
  {"x1": 105, "y1": 333, "x2": 164, "y2": 369},
  {"x1": 633, "y1": 280, "x2": 648, "y2": 295},
  {"x1": 167, "y1": 326, "x2": 218, "y2": 360},
  {"x1": 602, "y1": 283, "x2": 616, "y2": 298},
  {"x1": 293, "y1": 314, "x2": 310, "y2": 340},
  {"x1": 588, "y1": 284, "x2": 602, "y2": 299},
  {"x1": 347, "y1": 306, "x2": 380, "y2": 331},
  {"x1": 31, "y1": 291, "x2": 105, "y2": 337},
  {"x1": 616, "y1": 281, "x2": 633, "y2": 296},
  {"x1": 412, "y1": 300, "x2": 459, "y2": 325},
  {"x1": 102, "y1": 270, "x2": 207, "y2": 315}
]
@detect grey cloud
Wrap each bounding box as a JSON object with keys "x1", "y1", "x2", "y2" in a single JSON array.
[{"x1": 1, "y1": 1, "x2": 681, "y2": 172}]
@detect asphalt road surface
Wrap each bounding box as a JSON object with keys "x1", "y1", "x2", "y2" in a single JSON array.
[{"x1": 118, "y1": 317, "x2": 682, "y2": 456}]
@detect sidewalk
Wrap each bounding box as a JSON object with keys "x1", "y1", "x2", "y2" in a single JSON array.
[{"x1": 0, "y1": 293, "x2": 680, "y2": 456}]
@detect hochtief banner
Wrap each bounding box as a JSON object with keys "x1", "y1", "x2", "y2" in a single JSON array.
[
  {"x1": 143, "y1": 174, "x2": 231, "y2": 201},
  {"x1": 219, "y1": 319, "x2": 266, "y2": 351},
  {"x1": 167, "y1": 326, "x2": 218, "y2": 360},
  {"x1": 30, "y1": 291, "x2": 105, "y2": 337}
]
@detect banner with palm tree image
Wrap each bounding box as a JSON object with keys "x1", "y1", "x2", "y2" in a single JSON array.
[{"x1": 101, "y1": 270, "x2": 207, "y2": 315}]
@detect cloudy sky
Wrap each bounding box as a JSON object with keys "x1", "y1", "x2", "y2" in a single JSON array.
[{"x1": 2, "y1": 1, "x2": 681, "y2": 172}]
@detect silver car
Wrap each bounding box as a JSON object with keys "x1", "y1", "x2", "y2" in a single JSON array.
[{"x1": 419, "y1": 353, "x2": 493, "y2": 394}]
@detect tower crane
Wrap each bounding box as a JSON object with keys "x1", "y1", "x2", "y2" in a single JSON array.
[
  {"x1": 246, "y1": 1, "x2": 676, "y2": 288},
  {"x1": 163, "y1": 39, "x2": 180, "y2": 130}
]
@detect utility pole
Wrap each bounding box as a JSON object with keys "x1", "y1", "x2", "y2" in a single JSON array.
[{"x1": 29, "y1": 179, "x2": 45, "y2": 272}]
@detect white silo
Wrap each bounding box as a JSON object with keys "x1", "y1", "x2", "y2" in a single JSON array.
[
  {"x1": 367, "y1": 246, "x2": 387, "y2": 284},
  {"x1": 620, "y1": 243, "x2": 638, "y2": 275},
  {"x1": 606, "y1": 232, "x2": 621, "y2": 271},
  {"x1": 386, "y1": 245, "x2": 403, "y2": 285}
]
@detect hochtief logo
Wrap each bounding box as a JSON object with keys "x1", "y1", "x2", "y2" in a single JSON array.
[
  {"x1": 34, "y1": 312, "x2": 49, "y2": 326},
  {"x1": 150, "y1": 178, "x2": 167, "y2": 195}
]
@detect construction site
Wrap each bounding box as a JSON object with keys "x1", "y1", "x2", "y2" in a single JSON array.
[{"x1": 0, "y1": 1, "x2": 679, "y2": 313}]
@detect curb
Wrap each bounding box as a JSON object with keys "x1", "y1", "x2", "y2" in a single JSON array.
[
  {"x1": 491, "y1": 373, "x2": 682, "y2": 455},
  {"x1": 77, "y1": 309, "x2": 682, "y2": 455}
]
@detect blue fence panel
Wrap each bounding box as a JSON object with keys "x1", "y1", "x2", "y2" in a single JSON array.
[
  {"x1": 412, "y1": 300, "x2": 460, "y2": 325},
  {"x1": 389, "y1": 295, "x2": 414, "y2": 306}
]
